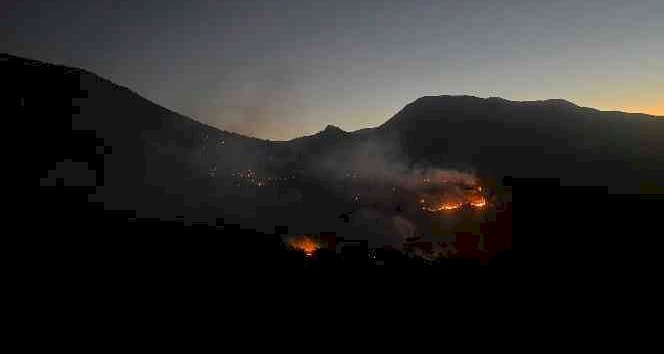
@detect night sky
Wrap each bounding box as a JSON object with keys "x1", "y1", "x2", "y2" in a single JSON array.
[{"x1": 4, "y1": 0, "x2": 663, "y2": 140}]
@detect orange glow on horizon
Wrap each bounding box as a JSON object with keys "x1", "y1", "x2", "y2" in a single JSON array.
[
  {"x1": 591, "y1": 98, "x2": 664, "y2": 117},
  {"x1": 619, "y1": 103, "x2": 664, "y2": 116},
  {"x1": 644, "y1": 102, "x2": 664, "y2": 117}
]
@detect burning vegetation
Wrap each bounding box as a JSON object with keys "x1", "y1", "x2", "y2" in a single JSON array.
[
  {"x1": 287, "y1": 236, "x2": 319, "y2": 256},
  {"x1": 422, "y1": 200, "x2": 464, "y2": 212},
  {"x1": 417, "y1": 177, "x2": 489, "y2": 213},
  {"x1": 468, "y1": 194, "x2": 487, "y2": 208}
]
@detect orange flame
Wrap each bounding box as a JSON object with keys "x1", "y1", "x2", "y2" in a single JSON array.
[
  {"x1": 470, "y1": 197, "x2": 486, "y2": 208},
  {"x1": 287, "y1": 236, "x2": 319, "y2": 256},
  {"x1": 439, "y1": 201, "x2": 463, "y2": 211},
  {"x1": 420, "y1": 184, "x2": 488, "y2": 213},
  {"x1": 423, "y1": 200, "x2": 463, "y2": 212},
  {"x1": 468, "y1": 194, "x2": 487, "y2": 208}
]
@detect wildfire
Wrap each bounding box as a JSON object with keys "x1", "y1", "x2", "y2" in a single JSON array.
[
  {"x1": 442, "y1": 201, "x2": 464, "y2": 210},
  {"x1": 422, "y1": 200, "x2": 463, "y2": 212},
  {"x1": 470, "y1": 196, "x2": 487, "y2": 208},
  {"x1": 419, "y1": 184, "x2": 489, "y2": 213},
  {"x1": 466, "y1": 189, "x2": 487, "y2": 208},
  {"x1": 287, "y1": 236, "x2": 319, "y2": 256}
]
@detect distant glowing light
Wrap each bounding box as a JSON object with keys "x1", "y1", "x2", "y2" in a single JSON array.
[
  {"x1": 470, "y1": 198, "x2": 486, "y2": 208},
  {"x1": 440, "y1": 201, "x2": 463, "y2": 210},
  {"x1": 419, "y1": 184, "x2": 488, "y2": 213},
  {"x1": 288, "y1": 236, "x2": 319, "y2": 256},
  {"x1": 422, "y1": 200, "x2": 463, "y2": 212}
]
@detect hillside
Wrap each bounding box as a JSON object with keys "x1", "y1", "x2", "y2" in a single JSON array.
[
  {"x1": 374, "y1": 95, "x2": 663, "y2": 193},
  {"x1": 12, "y1": 53, "x2": 661, "y2": 257}
]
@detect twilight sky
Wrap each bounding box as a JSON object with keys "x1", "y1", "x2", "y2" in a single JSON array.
[{"x1": 4, "y1": 0, "x2": 663, "y2": 140}]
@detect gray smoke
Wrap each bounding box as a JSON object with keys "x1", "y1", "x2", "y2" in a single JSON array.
[
  {"x1": 316, "y1": 133, "x2": 477, "y2": 193},
  {"x1": 311, "y1": 132, "x2": 478, "y2": 248}
]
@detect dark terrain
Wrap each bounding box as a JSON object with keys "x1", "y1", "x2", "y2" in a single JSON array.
[{"x1": 10, "y1": 53, "x2": 662, "y2": 271}]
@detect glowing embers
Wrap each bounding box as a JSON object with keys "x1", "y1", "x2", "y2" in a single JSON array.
[
  {"x1": 465, "y1": 190, "x2": 487, "y2": 209},
  {"x1": 287, "y1": 236, "x2": 319, "y2": 256},
  {"x1": 419, "y1": 186, "x2": 488, "y2": 213},
  {"x1": 469, "y1": 196, "x2": 487, "y2": 208},
  {"x1": 442, "y1": 201, "x2": 464, "y2": 210},
  {"x1": 232, "y1": 169, "x2": 267, "y2": 187},
  {"x1": 232, "y1": 169, "x2": 296, "y2": 187},
  {"x1": 422, "y1": 199, "x2": 464, "y2": 212}
]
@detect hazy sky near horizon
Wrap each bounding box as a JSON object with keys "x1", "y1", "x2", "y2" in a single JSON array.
[{"x1": 4, "y1": 0, "x2": 663, "y2": 140}]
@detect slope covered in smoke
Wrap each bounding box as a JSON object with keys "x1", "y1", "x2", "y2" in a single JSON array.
[{"x1": 376, "y1": 95, "x2": 664, "y2": 193}]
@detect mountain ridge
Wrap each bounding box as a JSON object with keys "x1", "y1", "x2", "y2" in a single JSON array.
[
  {"x1": 6, "y1": 52, "x2": 659, "y2": 144},
  {"x1": 11, "y1": 52, "x2": 662, "y2": 206}
]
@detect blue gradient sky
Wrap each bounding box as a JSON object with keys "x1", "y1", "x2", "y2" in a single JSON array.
[{"x1": 4, "y1": 0, "x2": 663, "y2": 139}]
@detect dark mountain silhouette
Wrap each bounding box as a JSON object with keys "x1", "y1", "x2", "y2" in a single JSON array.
[
  {"x1": 13, "y1": 53, "x2": 661, "y2": 269},
  {"x1": 16, "y1": 50, "x2": 658, "y2": 198},
  {"x1": 321, "y1": 124, "x2": 348, "y2": 136},
  {"x1": 375, "y1": 95, "x2": 663, "y2": 193},
  {"x1": 283, "y1": 124, "x2": 351, "y2": 157},
  {"x1": 15, "y1": 51, "x2": 661, "y2": 208},
  {"x1": 6, "y1": 53, "x2": 278, "y2": 223}
]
